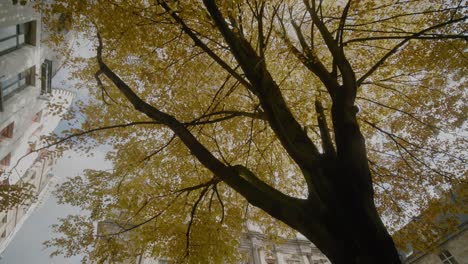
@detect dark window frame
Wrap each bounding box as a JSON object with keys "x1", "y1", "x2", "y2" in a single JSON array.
[
  {"x1": 0, "y1": 23, "x2": 26, "y2": 56},
  {"x1": 0, "y1": 67, "x2": 35, "y2": 111},
  {"x1": 438, "y1": 250, "x2": 459, "y2": 264},
  {"x1": 0, "y1": 21, "x2": 35, "y2": 57},
  {"x1": 41, "y1": 59, "x2": 53, "y2": 94}
]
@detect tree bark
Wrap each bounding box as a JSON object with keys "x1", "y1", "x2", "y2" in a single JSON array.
[
  {"x1": 298, "y1": 93, "x2": 402, "y2": 263},
  {"x1": 299, "y1": 201, "x2": 402, "y2": 264}
]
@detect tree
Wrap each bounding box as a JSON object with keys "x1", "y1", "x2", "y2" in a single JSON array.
[{"x1": 41, "y1": 0, "x2": 467, "y2": 263}]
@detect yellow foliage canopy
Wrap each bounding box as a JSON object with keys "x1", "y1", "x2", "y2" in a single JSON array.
[{"x1": 39, "y1": 0, "x2": 466, "y2": 263}]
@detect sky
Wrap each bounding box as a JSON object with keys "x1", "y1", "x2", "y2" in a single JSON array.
[{"x1": 0, "y1": 147, "x2": 111, "y2": 264}]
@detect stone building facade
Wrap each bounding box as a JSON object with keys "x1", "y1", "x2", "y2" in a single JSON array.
[
  {"x1": 96, "y1": 220, "x2": 330, "y2": 264},
  {"x1": 0, "y1": 0, "x2": 74, "y2": 253},
  {"x1": 238, "y1": 231, "x2": 330, "y2": 264},
  {"x1": 135, "y1": 232, "x2": 331, "y2": 264},
  {"x1": 400, "y1": 182, "x2": 468, "y2": 264},
  {"x1": 403, "y1": 219, "x2": 468, "y2": 264}
]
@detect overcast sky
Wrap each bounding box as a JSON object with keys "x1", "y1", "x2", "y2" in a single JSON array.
[{"x1": 0, "y1": 147, "x2": 111, "y2": 264}]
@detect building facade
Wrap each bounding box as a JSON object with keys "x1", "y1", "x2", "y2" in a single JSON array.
[
  {"x1": 400, "y1": 182, "x2": 468, "y2": 264},
  {"x1": 238, "y1": 231, "x2": 330, "y2": 264},
  {"x1": 403, "y1": 223, "x2": 468, "y2": 264},
  {"x1": 96, "y1": 220, "x2": 330, "y2": 264},
  {"x1": 0, "y1": 0, "x2": 74, "y2": 253}
]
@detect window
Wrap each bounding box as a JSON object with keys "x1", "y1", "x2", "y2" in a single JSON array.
[
  {"x1": 0, "y1": 122, "x2": 14, "y2": 139},
  {"x1": 439, "y1": 250, "x2": 458, "y2": 264},
  {"x1": 1, "y1": 214, "x2": 7, "y2": 223},
  {"x1": 30, "y1": 172, "x2": 36, "y2": 180},
  {"x1": 1, "y1": 68, "x2": 32, "y2": 98},
  {"x1": 0, "y1": 67, "x2": 34, "y2": 111},
  {"x1": 41, "y1": 59, "x2": 53, "y2": 94},
  {"x1": 312, "y1": 260, "x2": 327, "y2": 264},
  {"x1": 0, "y1": 21, "x2": 35, "y2": 56},
  {"x1": 0, "y1": 153, "x2": 11, "y2": 167},
  {"x1": 1, "y1": 230, "x2": 6, "y2": 238},
  {"x1": 32, "y1": 110, "x2": 42, "y2": 122},
  {"x1": 287, "y1": 260, "x2": 301, "y2": 264}
]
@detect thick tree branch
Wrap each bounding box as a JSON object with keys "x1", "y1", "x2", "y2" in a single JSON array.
[
  {"x1": 95, "y1": 31, "x2": 315, "y2": 238},
  {"x1": 202, "y1": 0, "x2": 323, "y2": 187}
]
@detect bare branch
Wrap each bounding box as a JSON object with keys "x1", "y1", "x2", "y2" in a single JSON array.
[
  {"x1": 184, "y1": 186, "x2": 209, "y2": 258},
  {"x1": 157, "y1": 1, "x2": 253, "y2": 92},
  {"x1": 315, "y1": 100, "x2": 335, "y2": 157},
  {"x1": 346, "y1": 34, "x2": 467, "y2": 44},
  {"x1": 185, "y1": 110, "x2": 266, "y2": 126},
  {"x1": 9, "y1": 121, "x2": 159, "y2": 176},
  {"x1": 357, "y1": 16, "x2": 467, "y2": 86},
  {"x1": 336, "y1": 0, "x2": 352, "y2": 48},
  {"x1": 140, "y1": 133, "x2": 177, "y2": 163}
]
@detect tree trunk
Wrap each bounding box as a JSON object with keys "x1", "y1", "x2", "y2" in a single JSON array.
[
  {"x1": 290, "y1": 92, "x2": 403, "y2": 264},
  {"x1": 304, "y1": 94, "x2": 403, "y2": 264},
  {"x1": 299, "y1": 193, "x2": 402, "y2": 264}
]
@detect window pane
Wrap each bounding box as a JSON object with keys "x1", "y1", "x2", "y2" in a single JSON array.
[
  {"x1": 19, "y1": 78, "x2": 26, "y2": 88},
  {"x1": 18, "y1": 24, "x2": 24, "y2": 34},
  {"x1": 1, "y1": 68, "x2": 32, "y2": 99},
  {"x1": 3, "y1": 83, "x2": 19, "y2": 97},
  {"x1": 0, "y1": 37, "x2": 17, "y2": 53},
  {"x1": 18, "y1": 34, "x2": 25, "y2": 45},
  {"x1": 0, "y1": 26, "x2": 16, "y2": 40},
  {"x1": 1, "y1": 75, "x2": 20, "y2": 89},
  {"x1": 20, "y1": 68, "x2": 31, "y2": 79}
]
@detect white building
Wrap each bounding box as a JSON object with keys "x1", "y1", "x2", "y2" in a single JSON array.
[
  {"x1": 400, "y1": 182, "x2": 468, "y2": 264},
  {"x1": 0, "y1": 0, "x2": 74, "y2": 253},
  {"x1": 403, "y1": 224, "x2": 468, "y2": 264},
  {"x1": 239, "y1": 231, "x2": 330, "y2": 264},
  {"x1": 96, "y1": 220, "x2": 330, "y2": 264}
]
